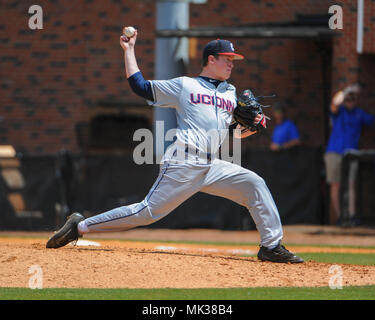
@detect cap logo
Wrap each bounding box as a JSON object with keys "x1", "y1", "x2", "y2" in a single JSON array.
[{"x1": 230, "y1": 42, "x2": 234, "y2": 52}]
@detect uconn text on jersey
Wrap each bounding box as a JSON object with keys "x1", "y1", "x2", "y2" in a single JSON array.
[{"x1": 190, "y1": 93, "x2": 235, "y2": 113}]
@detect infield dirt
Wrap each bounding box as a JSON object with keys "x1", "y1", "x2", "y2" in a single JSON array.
[{"x1": 0, "y1": 226, "x2": 375, "y2": 289}]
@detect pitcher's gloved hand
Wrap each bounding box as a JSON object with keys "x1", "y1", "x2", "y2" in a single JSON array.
[{"x1": 233, "y1": 89, "x2": 272, "y2": 132}]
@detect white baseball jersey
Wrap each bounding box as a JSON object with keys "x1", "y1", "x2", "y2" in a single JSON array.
[{"x1": 149, "y1": 76, "x2": 236, "y2": 156}]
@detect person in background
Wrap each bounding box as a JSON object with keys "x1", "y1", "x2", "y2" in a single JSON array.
[
  {"x1": 270, "y1": 103, "x2": 300, "y2": 151},
  {"x1": 324, "y1": 86, "x2": 375, "y2": 226}
]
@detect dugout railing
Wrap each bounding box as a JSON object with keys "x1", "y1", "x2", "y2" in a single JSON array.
[{"x1": 339, "y1": 150, "x2": 375, "y2": 226}]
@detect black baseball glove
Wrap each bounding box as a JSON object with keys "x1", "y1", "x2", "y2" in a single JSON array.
[{"x1": 233, "y1": 89, "x2": 273, "y2": 132}]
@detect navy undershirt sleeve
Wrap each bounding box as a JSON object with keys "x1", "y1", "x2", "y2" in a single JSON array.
[{"x1": 127, "y1": 71, "x2": 154, "y2": 102}]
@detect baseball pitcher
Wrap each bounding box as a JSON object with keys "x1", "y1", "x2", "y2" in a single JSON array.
[{"x1": 46, "y1": 28, "x2": 303, "y2": 263}]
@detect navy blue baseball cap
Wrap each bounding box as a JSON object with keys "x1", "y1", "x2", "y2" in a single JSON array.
[{"x1": 203, "y1": 39, "x2": 244, "y2": 60}]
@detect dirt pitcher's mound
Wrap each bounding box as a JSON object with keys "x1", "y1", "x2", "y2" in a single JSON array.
[{"x1": 0, "y1": 238, "x2": 374, "y2": 289}]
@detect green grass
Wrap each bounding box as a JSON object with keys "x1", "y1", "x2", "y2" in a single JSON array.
[
  {"x1": 238, "y1": 252, "x2": 375, "y2": 266},
  {"x1": 298, "y1": 253, "x2": 375, "y2": 266},
  {"x1": 0, "y1": 286, "x2": 374, "y2": 300},
  {"x1": 92, "y1": 238, "x2": 375, "y2": 250}
]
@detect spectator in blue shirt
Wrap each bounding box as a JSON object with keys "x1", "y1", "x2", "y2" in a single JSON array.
[
  {"x1": 324, "y1": 90, "x2": 375, "y2": 225},
  {"x1": 270, "y1": 103, "x2": 300, "y2": 151}
]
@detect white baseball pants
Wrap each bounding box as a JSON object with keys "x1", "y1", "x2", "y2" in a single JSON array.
[{"x1": 81, "y1": 147, "x2": 283, "y2": 248}]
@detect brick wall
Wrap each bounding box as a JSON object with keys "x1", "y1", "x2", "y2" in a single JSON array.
[
  {"x1": 190, "y1": 0, "x2": 330, "y2": 25},
  {"x1": 359, "y1": 0, "x2": 375, "y2": 147},
  {"x1": 0, "y1": 0, "x2": 155, "y2": 153},
  {"x1": 0, "y1": 0, "x2": 374, "y2": 153},
  {"x1": 363, "y1": 0, "x2": 375, "y2": 54},
  {"x1": 331, "y1": 0, "x2": 375, "y2": 148}
]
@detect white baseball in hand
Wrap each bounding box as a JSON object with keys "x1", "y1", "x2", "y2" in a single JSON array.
[
  {"x1": 123, "y1": 26, "x2": 136, "y2": 38},
  {"x1": 332, "y1": 90, "x2": 344, "y2": 105}
]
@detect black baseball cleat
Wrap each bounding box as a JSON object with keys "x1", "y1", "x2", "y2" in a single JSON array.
[
  {"x1": 257, "y1": 244, "x2": 304, "y2": 263},
  {"x1": 46, "y1": 213, "x2": 84, "y2": 249}
]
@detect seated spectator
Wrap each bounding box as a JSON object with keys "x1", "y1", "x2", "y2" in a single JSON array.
[{"x1": 270, "y1": 103, "x2": 300, "y2": 151}]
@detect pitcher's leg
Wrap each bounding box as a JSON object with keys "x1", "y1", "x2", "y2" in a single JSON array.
[
  {"x1": 80, "y1": 162, "x2": 206, "y2": 233},
  {"x1": 201, "y1": 160, "x2": 283, "y2": 248},
  {"x1": 80, "y1": 201, "x2": 157, "y2": 233}
]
